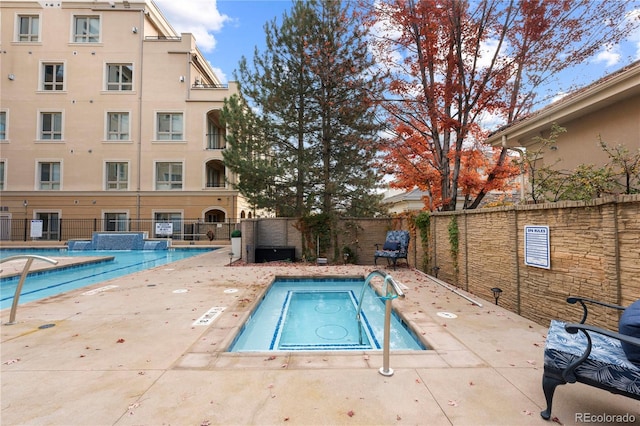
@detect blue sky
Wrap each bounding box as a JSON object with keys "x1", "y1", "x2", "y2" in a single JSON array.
[
  {"x1": 154, "y1": 0, "x2": 640, "y2": 106},
  {"x1": 155, "y1": 0, "x2": 291, "y2": 83}
]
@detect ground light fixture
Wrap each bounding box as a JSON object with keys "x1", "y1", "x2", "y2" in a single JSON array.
[
  {"x1": 491, "y1": 287, "x2": 503, "y2": 305},
  {"x1": 228, "y1": 251, "x2": 234, "y2": 266}
]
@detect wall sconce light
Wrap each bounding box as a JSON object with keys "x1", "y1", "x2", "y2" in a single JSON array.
[
  {"x1": 491, "y1": 287, "x2": 503, "y2": 305},
  {"x1": 23, "y1": 200, "x2": 28, "y2": 207},
  {"x1": 132, "y1": 27, "x2": 138, "y2": 34},
  {"x1": 8, "y1": 74, "x2": 15, "y2": 81},
  {"x1": 179, "y1": 76, "x2": 185, "y2": 83}
]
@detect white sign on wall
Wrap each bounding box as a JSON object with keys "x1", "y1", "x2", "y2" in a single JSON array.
[
  {"x1": 30, "y1": 220, "x2": 43, "y2": 238},
  {"x1": 524, "y1": 225, "x2": 550, "y2": 269},
  {"x1": 155, "y1": 222, "x2": 173, "y2": 236}
]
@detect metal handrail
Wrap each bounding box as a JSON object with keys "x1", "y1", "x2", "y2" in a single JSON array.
[
  {"x1": 356, "y1": 269, "x2": 406, "y2": 376},
  {"x1": 1, "y1": 255, "x2": 58, "y2": 324}
]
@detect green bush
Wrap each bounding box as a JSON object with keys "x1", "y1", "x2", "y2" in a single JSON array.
[{"x1": 231, "y1": 229, "x2": 241, "y2": 238}]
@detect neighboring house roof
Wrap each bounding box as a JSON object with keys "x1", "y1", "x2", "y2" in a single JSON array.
[
  {"x1": 382, "y1": 188, "x2": 429, "y2": 205},
  {"x1": 486, "y1": 60, "x2": 640, "y2": 148}
]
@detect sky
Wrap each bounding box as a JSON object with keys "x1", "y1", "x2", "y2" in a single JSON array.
[
  {"x1": 154, "y1": 0, "x2": 640, "y2": 107},
  {"x1": 155, "y1": 0, "x2": 292, "y2": 83}
]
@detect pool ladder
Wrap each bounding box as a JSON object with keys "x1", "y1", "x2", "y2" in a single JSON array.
[
  {"x1": 1, "y1": 255, "x2": 58, "y2": 325},
  {"x1": 356, "y1": 269, "x2": 405, "y2": 376}
]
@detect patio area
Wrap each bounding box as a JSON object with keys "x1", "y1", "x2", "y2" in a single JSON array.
[{"x1": 1, "y1": 247, "x2": 638, "y2": 425}]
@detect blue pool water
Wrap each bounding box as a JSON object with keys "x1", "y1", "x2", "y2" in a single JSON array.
[
  {"x1": 228, "y1": 277, "x2": 426, "y2": 352},
  {"x1": 0, "y1": 248, "x2": 214, "y2": 309}
]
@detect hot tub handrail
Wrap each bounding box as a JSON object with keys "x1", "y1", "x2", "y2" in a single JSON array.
[
  {"x1": 1, "y1": 255, "x2": 59, "y2": 325},
  {"x1": 357, "y1": 269, "x2": 406, "y2": 377},
  {"x1": 356, "y1": 269, "x2": 404, "y2": 320}
]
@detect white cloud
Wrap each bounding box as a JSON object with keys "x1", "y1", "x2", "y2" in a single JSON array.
[
  {"x1": 210, "y1": 65, "x2": 227, "y2": 84},
  {"x1": 475, "y1": 38, "x2": 502, "y2": 70},
  {"x1": 154, "y1": 0, "x2": 229, "y2": 52},
  {"x1": 593, "y1": 45, "x2": 621, "y2": 67},
  {"x1": 626, "y1": 8, "x2": 640, "y2": 60}
]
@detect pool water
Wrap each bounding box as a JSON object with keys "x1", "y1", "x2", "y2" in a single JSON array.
[
  {"x1": 0, "y1": 248, "x2": 214, "y2": 309},
  {"x1": 228, "y1": 277, "x2": 426, "y2": 352}
]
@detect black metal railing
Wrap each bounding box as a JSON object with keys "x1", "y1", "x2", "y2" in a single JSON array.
[
  {"x1": 0, "y1": 218, "x2": 238, "y2": 242},
  {"x1": 192, "y1": 83, "x2": 229, "y2": 89}
]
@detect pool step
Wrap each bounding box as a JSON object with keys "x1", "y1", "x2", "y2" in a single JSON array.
[{"x1": 278, "y1": 343, "x2": 373, "y2": 351}]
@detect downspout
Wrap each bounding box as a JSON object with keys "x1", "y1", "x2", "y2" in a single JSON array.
[
  {"x1": 501, "y1": 135, "x2": 526, "y2": 204},
  {"x1": 135, "y1": 9, "x2": 145, "y2": 221},
  {"x1": 502, "y1": 135, "x2": 523, "y2": 314}
]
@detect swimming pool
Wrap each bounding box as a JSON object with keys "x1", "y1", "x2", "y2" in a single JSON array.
[
  {"x1": 0, "y1": 248, "x2": 214, "y2": 310},
  {"x1": 228, "y1": 277, "x2": 426, "y2": 352}
]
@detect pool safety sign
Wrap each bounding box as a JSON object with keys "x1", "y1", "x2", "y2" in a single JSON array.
[
  {"x1": 524, "y1": 225, "x2": 550, "y2": 269},
  {"x1": 30, "y1": 220, "x2": 43, "y2": 238},
  {"x1": 155, "y1": 222, "x2": 173, "y2": 236}
]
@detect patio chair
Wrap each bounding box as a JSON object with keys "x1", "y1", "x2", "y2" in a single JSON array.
[
  {"x1": 540, "y1": 297, "x2": 640, "y2": 420},
  {"x1": 374, "y1": 230, "x2": 410, "y2": 270}
]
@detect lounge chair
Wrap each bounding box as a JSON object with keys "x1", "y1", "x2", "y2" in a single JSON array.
[
  {"x1": 541, "y1": 297, "x2": 640, "y2": 420},
  {"x1": 374, "y1": 230, "x2": 410, "y2": 270}
]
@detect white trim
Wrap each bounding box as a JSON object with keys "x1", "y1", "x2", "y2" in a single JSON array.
[
  {"x1": 34, "y1": 159, "x2": 63, "y2": 191},
  {"x1": 14, "y1": 12, "x2": 42, "y2": 43},
  {"x1": 70, "y1": 13, "x2": 102, "y2": 44}
]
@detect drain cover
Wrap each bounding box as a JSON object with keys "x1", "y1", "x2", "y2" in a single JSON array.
[
  {"x1": 437, "y1": 312, "x2": 458, "y2": 319},
  {"x1": 39, "y1": 323, "x2": 55, "y2": 329},
  {"x1": 173, "y1": 289, "x2": 189, "y2": 294},
  {"x1": 224, "y1": 289, "x2": 238, "y2": 294}
]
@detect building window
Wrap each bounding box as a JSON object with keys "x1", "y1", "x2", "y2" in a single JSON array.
[
  {"x1": 207, "y1": 120, "x2": 225, "y2": 149},
  {"x1": 42, "y1": 63, "x2": 64, "y2": 91},
  {"x1": 107, "y1": 112, "x2": 129, "y2": 140},
  {"x1": 106, "y1": 162, "x2": 128, "y2": 190},
  {"x1": 73, "y1": 16, "x2": 100, "y2": 43},
  {"x1": 18, "y1": 15, "x2": 39, "y2": 42},
  {"x1": 0, "y1": 161, "x2": 5, "y2": 190},
  {"x1": 40, "y1": 112, "x2": 62, "y2": 140},
  {"x1": 106, "y1": 64, "x2": 133, "y2": 91},
  {"x1": 0, "y1": 112, "x2": 6, "y2": 140},
  {"x1": 38, "y1": 162, "x2": 61, "y2": 190},
  {"x1": 155, "y1": 162, "x2": 182, "y2": 190},
  {"x1": 157, "y1": 113, "x2": 183, "y2": 140},
  {"x1": 104, "y1": 212, "x2": 128, "y2": 231},
  {"x1": 36, "y1": 212, "x2": 59, "y2": 240}
]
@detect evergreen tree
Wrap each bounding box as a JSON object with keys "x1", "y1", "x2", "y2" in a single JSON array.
[{"x1": 222, "y1": 0, "x2": 386, "y2": 217}]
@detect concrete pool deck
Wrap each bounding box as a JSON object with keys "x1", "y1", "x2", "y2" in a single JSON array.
[{"x1": 1, "y1": 247, "x2": 638, "y2": 425}]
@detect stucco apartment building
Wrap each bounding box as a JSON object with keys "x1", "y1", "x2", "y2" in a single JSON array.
[
  {"x1": 487, "y1": 60, "x2": 640, "y2": 192},
  {"x1": 0, "y1": 0, "x2": 249, "y2": 241}
]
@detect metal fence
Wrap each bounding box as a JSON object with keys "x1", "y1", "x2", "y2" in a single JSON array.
[{"x1": 0, "y1": 218, "x2": 238, "y2": 242}]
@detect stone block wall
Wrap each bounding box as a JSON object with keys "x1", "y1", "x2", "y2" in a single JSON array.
[{"x1": 427, "y1": 195, "x2": 640, "y2": 329}]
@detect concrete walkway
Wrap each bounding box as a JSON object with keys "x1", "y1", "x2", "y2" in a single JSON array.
[{"x1": 1, "y1": 247, "x2": 638, "y2": 425}]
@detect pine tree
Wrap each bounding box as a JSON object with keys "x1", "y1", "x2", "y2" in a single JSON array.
[{"x1": 222, "y1": 0, "x2": 386, "y2": 217}]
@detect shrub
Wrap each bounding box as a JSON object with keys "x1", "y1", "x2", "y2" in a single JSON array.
[{"x1": 231, "y1": 229, "x2": 241, "y2": 238}]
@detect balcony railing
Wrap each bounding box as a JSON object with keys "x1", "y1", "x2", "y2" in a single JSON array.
[
  {"x1": 206, "y1": 182, "x2": 226, "y2": 188},
  {"x1": 193, "y1": 83, "x2": 229, "y2": 89},
  {"x1": 206, "y1": 133, "x2": 226, "y2": 150}
]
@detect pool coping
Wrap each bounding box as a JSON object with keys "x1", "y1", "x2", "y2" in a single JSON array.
[
  {"x1": 0, "y1": 256, "x2": 116, "y2": 280},
  {"x1": 175, "y1": 272, "x2": 481, "y2": 371}
]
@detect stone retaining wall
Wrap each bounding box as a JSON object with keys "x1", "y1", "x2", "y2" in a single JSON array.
[{"x1": 430, "y1": 195, "x2": 640, "y2": 330}]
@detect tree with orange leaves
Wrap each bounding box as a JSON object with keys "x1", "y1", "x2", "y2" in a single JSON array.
[{"x1": 364, "y1": 0, "x2": 638, "y2": 210}]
